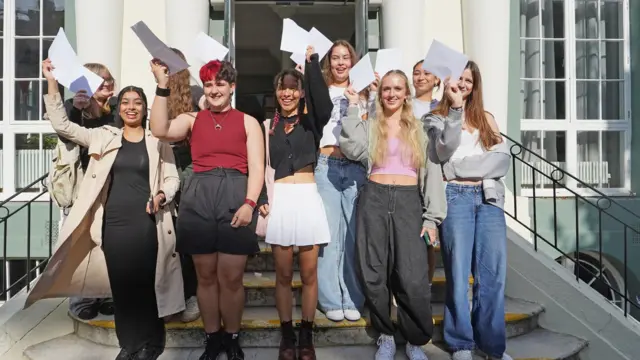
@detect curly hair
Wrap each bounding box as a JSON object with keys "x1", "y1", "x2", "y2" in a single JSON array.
[{"x1": 167, "y1": 48, "x2": 194, "y2": 119}]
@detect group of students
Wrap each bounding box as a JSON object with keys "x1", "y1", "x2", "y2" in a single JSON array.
[{"x1": 28, "y1": 38, "x2": 511, "y2": 360}]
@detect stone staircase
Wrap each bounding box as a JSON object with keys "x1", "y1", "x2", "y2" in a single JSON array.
[{"x1": 23, "y1": 241, "x2": 588, "y2": 359}]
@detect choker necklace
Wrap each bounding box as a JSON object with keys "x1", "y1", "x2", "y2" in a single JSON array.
[{"x1": 209, "y1": 109, "x2": 231, "y2": 130}]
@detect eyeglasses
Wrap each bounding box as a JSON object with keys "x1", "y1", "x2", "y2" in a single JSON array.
[{"x1": 99, "y1": 78, "x2": 115, "y2": 90}]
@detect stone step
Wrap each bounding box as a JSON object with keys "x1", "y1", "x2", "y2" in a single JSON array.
[
  {"x1": 247, "y1": 242, "x2": 444, "y2": 272},
  {"x1": 24, "y1": 328, "x2": 587, "y2": 360},
  {"x1": 243, "y1": 268, "x2": 463, "y2": 307},
  {"x1": 74, "y1": 297, "x2": 542, "y2": 348}
]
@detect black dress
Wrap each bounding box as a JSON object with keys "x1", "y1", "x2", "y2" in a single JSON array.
[{"x1": 102, "y1": 136, "x2": 164, "y2": 352}]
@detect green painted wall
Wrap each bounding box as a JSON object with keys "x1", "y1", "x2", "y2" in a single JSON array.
[{"x1": 0, "y1": 202, "x2": 61, "y2": 259}]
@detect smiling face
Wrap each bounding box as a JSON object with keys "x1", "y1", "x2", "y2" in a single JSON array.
[
  {"x1": 458, "y1": 68, "x2": 474, "y2": 99},
  {"x1": 380, "y1": 73, "x2": 410, "y2": 113},
  {"x1": 119, "y1": 91, "x2": 145, "y2": 127},
  {"x1": 276, "y1": 73, "x2": 303, "y2": 115},
  {"x1": 204, "y1": 79, "x2": 235, "y2": 110},
  {"x1": 329, "y1": 45, "x2": 353, "y2": 84},
  {"x1": 412, "y1": 64, "x2": 438, "y2": 96}
]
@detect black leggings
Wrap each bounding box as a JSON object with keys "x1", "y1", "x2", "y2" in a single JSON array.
[
  {"x1": 102, "y1": 214, "x2": 164, "y2": 352},
  {"x1": 355, "y1": 180, "x2": 433, "y2": 346}
]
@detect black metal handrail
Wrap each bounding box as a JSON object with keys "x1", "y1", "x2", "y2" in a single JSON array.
[
  {"x1": 503, "y1": 132, "x2": 640, "y2": 318},
  {"x1": 0, "y1": 174, "x2": 54, "y2": 300}
]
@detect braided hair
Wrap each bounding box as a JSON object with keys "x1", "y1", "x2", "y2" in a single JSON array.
[{"x1": 270, "y1": 68, "x2": 305, "y2": 135}]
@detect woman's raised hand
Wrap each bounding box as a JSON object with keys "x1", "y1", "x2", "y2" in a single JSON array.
[
  {"x1": 41, "y1": 59, "x2": 56, "y2": 81},
  {"x1": 150, "y1": 59, "x2": 169, "y2": 87},
  {"x1": 72, "y1": 90, "x2": 91, "y2": 110},
  {"x1": 305, "y1": 45, "x2": 315, "y2": 62},
  {"x1": 444, "y1": 77, "x2": 463, "y2": 108},
  {"x1": 369, "y1": 72, "x2": 380, "y2": 93},
  {"x1": 344, "y1": 86, "x2": 360, "y2": 105}
]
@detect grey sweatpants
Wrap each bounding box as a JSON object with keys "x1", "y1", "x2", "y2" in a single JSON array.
[{"x1": 355, "y1": 180, "x2": 434, "y2": 346}]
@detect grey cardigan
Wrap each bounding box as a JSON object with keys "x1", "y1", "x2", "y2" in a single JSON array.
[
  {"x1": 423, "y1": 110, "x2": 511, "y2": 209},
  {"x1": 338, "y1": 105, "x2": 447, "y2": 230}
]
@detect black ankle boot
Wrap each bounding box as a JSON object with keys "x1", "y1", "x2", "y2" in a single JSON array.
[
  {"x1": 225, "y1": 332, "x2": 244, "y2": 360},
  {"x1": 297, "y1": 320, "x2": 315, "y2": 360},
  {"x1": 278, "y1": 321, "x2": 297, "y2": 360},
  {"x1": 199, "y1": 330, "x2": 225, "y2": 360}
]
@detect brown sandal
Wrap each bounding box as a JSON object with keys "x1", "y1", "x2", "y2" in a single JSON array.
[{"x1": 297, "y1": 320, "x2": 316, "y2": 360}]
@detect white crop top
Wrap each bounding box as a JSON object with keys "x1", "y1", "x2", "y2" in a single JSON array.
[
  {"x1": 450, "y1": 127, "x2": 485, "y2": 161},
  {"x1": 319, "y1": 86, "x2": 374, "y2": 148}
]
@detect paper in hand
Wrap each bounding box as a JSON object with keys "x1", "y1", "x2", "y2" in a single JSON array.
[
  {"x1": 131, "y1": 21, "x2": 190, "y2": 74},
  {"x1": 349, "y1": 53, "x2": 375, "y2": 93},
  {"x1": 374, "y1": 48, "x2": 404, "y2": 78},
  {"x1": 422, "y1": 40, "x2": 468, "y2": 82},
  {"x1": 48, "y1": 28, "x2": 103, "y2": 96},
  {"x1": 280, "y1": 18, "x2": 310, "y2": 54},
  {"x1": 191, "y1": 32, "x2": 229, "y2": 63}
]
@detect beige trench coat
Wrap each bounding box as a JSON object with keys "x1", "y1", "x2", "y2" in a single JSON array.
[{"x1": 24, "y1": 93, "x2": 185, "y2": 318}]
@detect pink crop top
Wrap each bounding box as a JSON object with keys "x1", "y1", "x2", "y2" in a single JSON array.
[{"x1": 370, "y1": 138, "x2": 418, "y2": 177}]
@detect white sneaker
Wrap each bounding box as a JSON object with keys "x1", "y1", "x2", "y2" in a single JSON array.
[
  {"x1": 325, "y1": 310, "x2": 345, "y2": 322},
  {"x1": 374, "y1": 334, "x2": 396, "y2": 360},
  {"x1": 344, "y1": 309, "x2": 361, "y2": 321},
  {"x1": 180, "y1": 296, "x2": 200, "y2": 322},
  {"x1": 452, "y1": 350, "x2": 473, "y2": 360},
  {"x1": 405, "y1": 343, "x2": 429, "y2": 360}
]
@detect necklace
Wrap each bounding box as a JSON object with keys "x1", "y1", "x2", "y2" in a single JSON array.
[{"x1": 209, "y1": 110, "x2": 231, "y2": 130}]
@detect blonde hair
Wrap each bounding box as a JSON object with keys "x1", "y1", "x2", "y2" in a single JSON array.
[
  {"x1": 83, "y1": 62, "x2": 114, "y2": 116},
  {"x1": 369, "y1": 70, "x2": 426, "y2": 169}
]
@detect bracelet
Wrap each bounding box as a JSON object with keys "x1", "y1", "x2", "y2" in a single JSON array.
[
  {"x1": 244, "y1": 198, "x2": 257, "y2": 209},
  {"x1": 156, "y1": 86, "x2": 170, "y2": 97}
]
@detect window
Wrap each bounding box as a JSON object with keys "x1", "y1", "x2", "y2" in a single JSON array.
[
  {"x1": 519, "y1": 0, "x2": 630, "y2": 195},
  {"x1": 1, "y1": 0, "x2": 64, "y2": 200}
]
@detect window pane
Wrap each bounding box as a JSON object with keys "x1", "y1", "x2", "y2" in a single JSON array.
[
  {"x1": 575, "y1": 1, "x2": 599, "y2": 39},
  {"x1": 576, "y1": 41, "x2": 599, "y2": 79},
  {"x1": 576, "y1": 81, "x2": 599, "y2": 119},
  {"x1": 542, "y1": 40, "x2": 565, "y2": 78},
  {"x1": 601, "y1": 0, "x2": 623, "y2": 39},
  {"x1": 577, "y1": 131, "x2": 600, "y2": 188},
  {"x1": 43, "y1": 0, "x2": 66, "y2": 36},
  {"x1": 520, "y1": 131, "x2": 567, "y2": 189},
  {"x1": 15, "y1": 0, "x2": 41, "y2": 36},
  {"x1": 521, "y1": 0, "x2": 540, "y2": 38},
  {"x1": 543, "y1": 80, "x2": 565, "y2": 119},
  {"x1": 521, "y1": 40, "x2": 541, "y2": 78},
  {"x1": 0, "y1": 38, "x2": 4, "y2": 79},
  {"x1": 542, "y1": 0, "x2": 564, "y2": 38},
  {"x1": 15, "y1": 133, "x2": 44, "y2": 192},
  {"x1": 14, "y1": 80, "x2": 40, "y2": 121},
  {"x1": 15, "y1": 39, "x2": 40, "y2": 79},
  {"x1": 521, "y1": 80, "x2": 542, "y2": 119},
  {"x1": 601, "y1": 40, "x2": 623, "y2": 80},
  {"x1": 42, "y1": 133, "x2": 57, "y2": 177},
  {"x1": 602, "y1": 130, "x2": 624, "y2": 188},
  {"x1": 602, "y1": 81, "x2": 623, "y2": 120}
]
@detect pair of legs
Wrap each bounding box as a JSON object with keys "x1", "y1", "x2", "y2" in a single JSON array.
[
  {"x1": 439, "y1": 184, "x2": 508, "y2": 359},
  {"x1": 273, "y1": 246, "x2": 319, "y2": 322},
  {"x1": 315, "y1": 155, "x2": 365, "y2": 320},
  {"x1": 356, "y1": 181, "x2": 433, "y2": 360}
]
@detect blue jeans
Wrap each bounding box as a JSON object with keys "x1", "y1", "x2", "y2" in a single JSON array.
[
  {"x1": 439, "y1": 184, "x2": 507, "y2": 358},
  {"x1": 315, "y1": 154, "x2": 366, "y2": 311}
]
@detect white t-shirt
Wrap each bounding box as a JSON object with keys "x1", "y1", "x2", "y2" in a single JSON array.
[{"x1": 319, "y1": 86, "x2": 375, "y2": 148}]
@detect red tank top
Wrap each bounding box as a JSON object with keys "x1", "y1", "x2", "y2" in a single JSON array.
[{"x1": 190, "y1": 109, "x2": 248, "y2": 174}]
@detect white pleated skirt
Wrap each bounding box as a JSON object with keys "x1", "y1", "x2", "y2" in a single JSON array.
[{"x1": 265, "y1": 183, "x2": 331, "y2": 246}]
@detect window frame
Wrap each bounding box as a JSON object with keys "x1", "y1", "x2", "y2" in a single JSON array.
[{"x1": 519, "y1": 0, "x2": 632, "y2": 198}]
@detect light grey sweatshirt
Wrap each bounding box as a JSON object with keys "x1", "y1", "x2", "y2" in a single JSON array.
[
  {"x1": 338, "y1": 105, "x2": 447, "y2": 230},
  {"x1": 422, "y1": 110, "x2": 511, "y2": 209}
]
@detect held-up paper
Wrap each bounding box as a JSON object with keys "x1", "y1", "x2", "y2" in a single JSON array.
[
  {"x1": 48, "y1": 28, "x2": 103, "y2": 96},
  {"x1": 280, "y1": 18, "x2": 310, "y2": 54},
  {"x1": 422, "y1": 40, "x2": 468, "y2": 82},
  {"x1": 349, "y1": 53, "x2": 375, "y2": 93},
  {"x1": 131, "y1": 21, "x2": 190, "y2": 74},
  {"x1": 374, "y1": 48, "x2": 404, "y2": 78},
  {"x1": 191, "y1": 32, "x2": 229, "y2": 63},
  {"x1": 290, "y1": 27, "x2": 334, "y2": 71}
]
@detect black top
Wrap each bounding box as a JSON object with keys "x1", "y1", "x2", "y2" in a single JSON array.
[
  {"x1": 268, "y1": 54, "x2": 333, "y2": 180},
  {"x1": 60, "y1": 97, "x2": 119, "y2": 171},
  {"x1": 104, "y1": 137, "x2": 151, "y2": 227}
]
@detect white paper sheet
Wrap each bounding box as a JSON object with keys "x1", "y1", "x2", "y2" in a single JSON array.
[
  {"x1": 48, "y1": 28, "x2": 103, "y2": 96},
  {"x1": 290, "y1": 52, "x2": 306, "y2": 72},
  {"x1": 131, "y1": 21, "x2": 190, "y2": 74},
  {"x1": 280, "y1": 18, "x2": 310, "y2": 54},
  {"x1": 421, "y1": 40, "x2": 469, "y2": 82},
  {"x1": 309, "y1": 27, "x2": 333, "y2": 60},
  {"x1": 374, "y1": 48, "x2": 404, "y2": 77},
  {"x1": 349, "y1": 53, "x2": 375, "y2": 93},
  {"x1": 191, "y1": 31, "x2": 229, "y2": 63}
]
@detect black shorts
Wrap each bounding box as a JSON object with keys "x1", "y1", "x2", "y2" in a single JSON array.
[{"x1": 176, "y1": 168, "x2": 260, "y2": 256}]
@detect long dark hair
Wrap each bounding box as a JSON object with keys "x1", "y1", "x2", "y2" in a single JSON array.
[
  {"x1": 113, "y1": 86, "x2": 148, "y2": 128},
  {"x1": 269, "y1": 68, "x2": 305, "y2": 135}
]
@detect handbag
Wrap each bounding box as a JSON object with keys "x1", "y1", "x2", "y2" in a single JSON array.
[{"x1": 256, "y1": 119, "x2": 275, "y2": 237}]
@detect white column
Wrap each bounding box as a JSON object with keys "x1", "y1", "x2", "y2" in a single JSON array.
[
  {"x1": 165, "y1": 0, "x2": 210, "y2": 85},
  {"x1": 74, "y1": 0, "x2": 124, "y2": 86},
  {"x1": 381, "y1": 0, "x2": 425, "y2": 77},
  {"x1": 461, "y1": 0, "x2": 511, "y2": 132}
]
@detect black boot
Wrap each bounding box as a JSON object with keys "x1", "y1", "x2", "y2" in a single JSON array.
[
  {"x1": 225, "y1": 332, "x2": 245, "y2": 360},
  {"x1": 278, "y1": 321, "x2": 297, "y2": 360},
  {"x1": 132, "y1": 346, "x2": 163, "y2": 360},
  {"x1": 198, "y1": 330, "x2": 226, "y2": 360},
  {"x1": 297, "y1": 320, "x2": 315, "y2": 360},
  {"x1": 115, "y1": 348, "x2": 133, "y2": 360}
]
